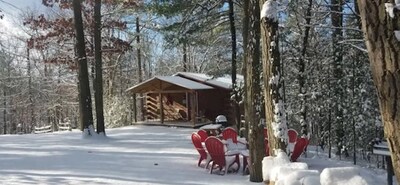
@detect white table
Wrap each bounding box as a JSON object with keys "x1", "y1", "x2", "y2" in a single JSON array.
[
  {"x1": 200, "y1": 124, "x2": 222, "y2": 136},
  {"x1": 224, "y1": 138, "x2": 249, "y2": 174}
]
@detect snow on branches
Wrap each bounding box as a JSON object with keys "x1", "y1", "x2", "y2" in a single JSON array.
[
  {"x1": 384, "y1": 3, "x2": 400, "y2": 18},
  {"x1": 272, "y1": 100, "x2": 288, "y2": 142},
  {"x1": 384, "y1": 2, "x2": 400, "y2": 41},
  {"x1": 395, "y1": 30, "x2": 400, "y2": 41},
  {"x1": 261, "y1": 0, "x2": 279, "y2": 21},
  {"x1": 260, "y1": 0, "x2": 291, "y2": 21}
]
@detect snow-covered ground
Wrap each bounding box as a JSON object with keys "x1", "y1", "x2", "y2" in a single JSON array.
[
  {"x1": 262, "y1": 148, "x2": 396, "y2": 185},
  {"x1": 0, "y1": 125, "x2": 396, "y2": 185}
]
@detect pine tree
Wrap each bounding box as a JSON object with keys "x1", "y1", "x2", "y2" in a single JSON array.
[{"x1": 331, "y1": 0, "x2": 345, "y2": 159}]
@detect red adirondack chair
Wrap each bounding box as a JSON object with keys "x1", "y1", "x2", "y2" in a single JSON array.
[
  {"x1": 264, "y1": 139, "x2": 270, "y2": 156},
  {"x1": 191, "y1": 133, "x2": 211, "y2": 168},
  {"x1": 290, "y1": 137, "x2": 308, "y2": 162},
  {"x1": 205, "y1": 136, "x2": 240, "y2": 175},
  {"x1": 222, "y1": 127, "x2": 238, "y2": 142},
  {"x1": 222, "y1": 127, "x2": 247, "y2": 148},
  {"x1": 263, "y1": 128, "x2": 268, "y2": 139},
  {"x1": 197, "y1": 129, "x2": 208, "y2": 142},
  {"x1": 288, "y1": 129, "x2": 298, "y2": 143}
]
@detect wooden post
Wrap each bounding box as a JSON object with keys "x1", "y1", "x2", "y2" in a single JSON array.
[
  {"x1": 383, "y1": 155, "x2": 386, "y2": 169},
  {"x1": 159, "y1": 80, "x2": 164, "y2": 124},
  {"x1": 196, "y1": 91, "x2": 199, "y2": 117},
  {"x1": 133, "y1": 93, "x2": 137, "y2": 123},
  {"x1": 144, "y1": 93, "x2": 148, "y2": 122},
  {"x1": 387, "y1": 156, "x2": 393, "y2": 185},
  {"x1": 185, "y1": 92, "x2": 189, "y2": 121},
  {"x1": 191, "y1": 92, "x2": 196, "y2": 127},
  {"x1": 159, "y1": 93, "x2": 164, "y2": 124}
]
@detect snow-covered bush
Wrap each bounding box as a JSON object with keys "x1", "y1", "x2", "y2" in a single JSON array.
[
  {"x1": 277, "y1": 170, "x2": 319, "y2": 185},
  {"x1": 320, "y1": 167, "x2": 378, "y2": 185},
  {"x1": 262, "y1": 150, "x2": 290, "y2": 181},
  {"x1": 104, "y1": 96, "x2": 131, "y2": 128}
]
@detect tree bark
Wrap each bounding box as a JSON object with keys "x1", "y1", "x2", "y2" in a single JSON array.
[
  {"x1": 244, "y1": 0, "x2": 264, "y2": 182},
  {"x1": 357, "y1": 0, "x2": 400, "y2": 182},
  {"x1": 3, "y1": 82, "x2": 6, "y2": 134},
  {"x1": 299, "y1": 0, "x2": 313, "y2": 137},
  {"x1": 331, "y1": 0, "x2": 344, "y2": 159},
  {"x1": 27, "y1": 45, "x2": 34, "y2": 134},
  {"x1": 3, "y1": 60, "x2": 10, "y2": 134},
  {"x1": 260, "y1": 0, "x2": 287, "y2": 154},
  {"x1": 136, "y1": 17, "x2": 145, "y2": 121},
  {"x1": 242, "y1": 0, "x2": 250, "y2": 140},
  {"x1": 354, "y1": 0, "x2": 361, "y2": 30},
  {"x1": 352, "y1": 0, "x2": 362, "y2": 165},
  {"x1": 183, "y1": 41, "x2": 188, "y2": 72},
  {"x1": 94, "y1": 0, "x2": 105, "y2": 134},
  {"x1": 228, "y1": 0, "x2": 241, "y2": 129},
  {"x1": 72, "y1": 0, "x2": 94, "y2": 132}
]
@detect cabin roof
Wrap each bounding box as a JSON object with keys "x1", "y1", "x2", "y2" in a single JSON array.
[
  {"x1": 126, "y1": 76, "x2": 214, "y2": 94},
  {"x1": 174, "y1": 72, "x2": 244, "y2": 90}
]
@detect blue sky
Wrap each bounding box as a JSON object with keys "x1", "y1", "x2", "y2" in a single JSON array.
[
  {"x1": 0, "y1": 0, "x2": 44, "y2": 17},
  {"x1": 0, "y1": 0, "x2": 48, "y2": 43}
]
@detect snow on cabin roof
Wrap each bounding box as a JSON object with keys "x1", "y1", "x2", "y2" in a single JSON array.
[
  {"x1": 158, "y1": 76, "x2": 214, "y2": 90},
  {"x1": 175, "y1": 72, "x2": 211, "y2": 81},
  {"x1": 174, "y1": 72, "x2": 244, "y2": 90},
  {"x1": 126, "y1": 76, "x2": 214, "y2": 93}
]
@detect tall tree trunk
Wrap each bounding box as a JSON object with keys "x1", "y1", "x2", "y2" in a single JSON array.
[
  {"x1": 357, "y1": 0, "x2": 400, "y2": 182},
  {"x1": 352, "y1": 0, "x2": 362, "y2": 165},
  {"x1": 260, "y1": 0, "x2": 287, "y2": 155},
  {"x1": 354, "y1": 0, "x2": 361, "y2": 29},
  {"x1": 331, "y1": 0, "x2": 344, "y2": 159},
  {"x1": 242, "y1": 0, "x2": 250, "y2": 140},
  {"x1": 299, "y1": 0, "x2": 313, "y2": 137},
  {"x1": 351, "y1": 54, "x2": 356, "y2": 165},
  {"x1": 136, "y1": 17, "x2": 145, "y2": 121},
  {"x1": 328, "y1": 79, "x2": 332, "y2": 158},
  {"x1": 72, "y1": 0, "x2": 94, "y2": 133},
  {"x1": 228, "y1": 0, "x2": 241, "y2": 129},
  {"x1": 56, "y1": 66, "x2": 62, "y2": 131},
  {"x1": 27, "y1": 44, "x2": 34, "y2": 133},
  {"x1": 244, "y1": 0, "x2": 264, "y2": 182},
  {"x1": 3, "y1": 61, "x2": 10, "y2": 134},
  {"x1": 3, "y1": 85, "x2": 6, "y2": 135},
  {"x1": 183, "y1": 41, "x2": 188, "y2": 72},
  {"x1": 94, "y1": 0, "x2": 105, "y2": 134}
]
